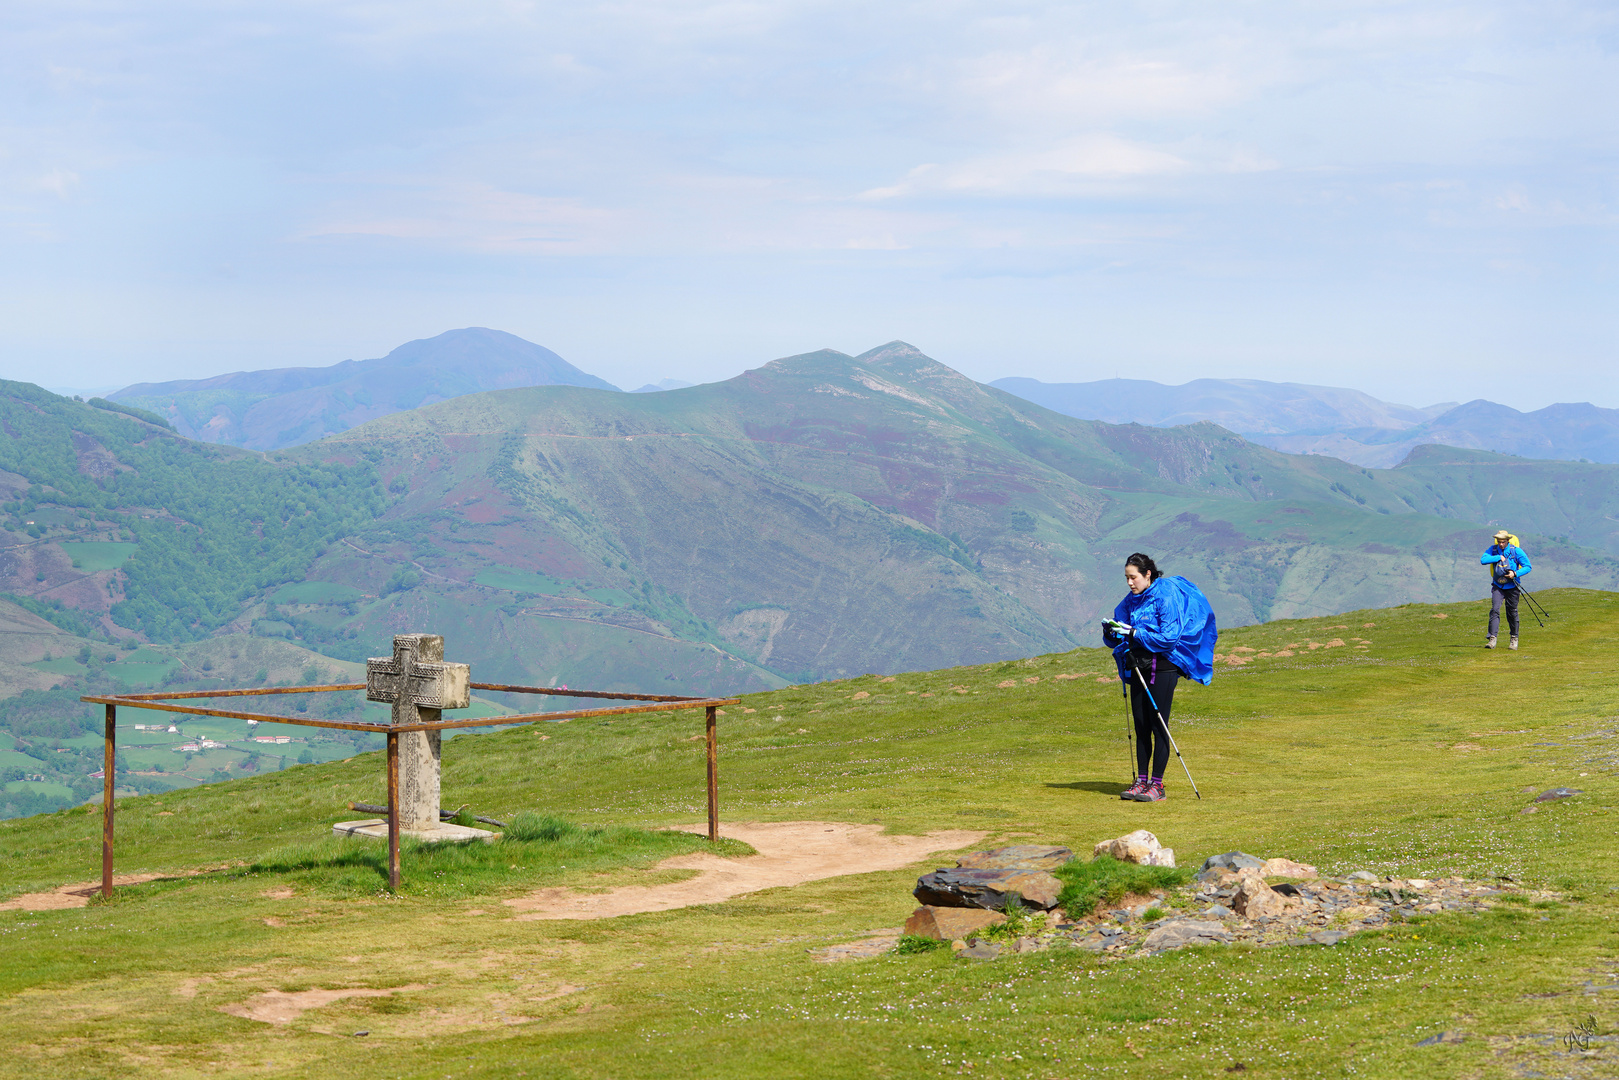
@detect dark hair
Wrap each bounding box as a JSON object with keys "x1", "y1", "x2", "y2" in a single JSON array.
[{"x1": 1125, "y1": 552, "x2": 1161, "y2": 581}]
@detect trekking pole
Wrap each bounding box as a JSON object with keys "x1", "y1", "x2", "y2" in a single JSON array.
[
  {"x1": 1121, "y1": 679, "x2": 1135, "y2": 784},
  {"x1": 1131, "y1": 666, "x2": 1201, "y2": 799},
  {"x1": 1521, "y1": 588, "x2": 1551, "y2": 624}
]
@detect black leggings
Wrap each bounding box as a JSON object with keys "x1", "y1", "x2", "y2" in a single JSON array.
[{"x1": 1128, "y1": 663, "x2": 1180, "y2": 778}]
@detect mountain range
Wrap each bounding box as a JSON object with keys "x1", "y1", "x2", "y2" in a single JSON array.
[
  {"x1": 111, "y1": 328, "x2": 619, "y2": 451},
  {"x1": 8, "y1": 347, "x2": 1619, "y2": 692},
  {"x1": 6, "y1": 344, "x2": 1619, "y2": 814},
  {"x1": 992, "y1": 377, "x2": 1619, "y2": 468}
]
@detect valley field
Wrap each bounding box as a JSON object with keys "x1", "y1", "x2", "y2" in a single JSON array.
[{"x1": 0, "y1": 591, "x2": 1614, "y2": 1078}]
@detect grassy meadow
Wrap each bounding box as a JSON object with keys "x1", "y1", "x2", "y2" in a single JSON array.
[{"x1": 0, "y1": 589, "x2": 1615, "y2": 1078}]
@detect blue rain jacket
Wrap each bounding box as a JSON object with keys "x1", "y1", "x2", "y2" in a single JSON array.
[
  {"x1": 1104, "y1": 575, "x2": 1218, "y2": 686},
  {"x1": 1481, "y1": 544, "x2": 1531, "y2": 589}
]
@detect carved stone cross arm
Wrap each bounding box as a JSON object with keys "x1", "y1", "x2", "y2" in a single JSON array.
[{"x1": 366, "y1": 633, "x2": 471, "y2": 724}]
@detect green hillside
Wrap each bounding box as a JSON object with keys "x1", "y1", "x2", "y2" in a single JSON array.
[
  {"x1": 287, "y1": 342, "x2": 1619, "y2": 681},
  {"x1": 6, "y1": 347, "x2": 1619, "y2": 718},
  {"x1": 0, "y1": 591, "x2": 1613, "y2": 1078}
]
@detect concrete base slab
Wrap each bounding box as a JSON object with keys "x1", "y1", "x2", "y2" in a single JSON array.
[{"x1": 332, "y1": 818, "x2": 496, "y2": 843}]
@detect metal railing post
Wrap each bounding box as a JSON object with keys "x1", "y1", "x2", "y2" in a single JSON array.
[
  {"x1": 705, "y1": 705, "x2": 718, "y2": 842},
  {"x1": 386, "y1": 730, "x2": 401, "y2": 891},
  {"x1": 102, "y1": 703, "x2": 116, "y2": 900}
]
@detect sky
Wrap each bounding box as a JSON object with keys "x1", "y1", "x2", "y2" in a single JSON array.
[{"x1": 1, "y1": 1, "x2": 1614, "y2": 409}]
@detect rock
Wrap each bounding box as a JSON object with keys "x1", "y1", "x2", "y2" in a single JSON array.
[
  {"x1": 1415, "y1": 1032, "x2": 1465, "y2": 1046},
  {"x1": 903, "y1": 905, "x2": 1008, "y2": 941},
  {"x1": 1232, "y1": 871, "x2": 1288, "y2": 919},
  {"x1": 1141, "y1": 919, "x2": 1233, "y2": 951},
  {"x1": 1287, "y1": 930, "x2": 1350, "y2": 946},
  {"x1": 958, "y1": 941, "x2": 1001, "y2": 960},
  {"x1": 913, "y1": 868, "x2": 1063, "y2": 911},
  {"x1": 1533, "y1": 787, "x2": 1581, "y2": 803},
  {"x1": 1347, "y1": 871, "x2": 1380, "y2": 883},
  {"x1": 955, "y1": 845, "x2": 1073, "y2": 871},
  {"x1": 1203, "y1": 904, "x2": 1235, "y2": 919},
  {"x1": 1260, "y1": 858, "x2": 1318, "y2": 879},
  {"x1": 809, "y1": 936, "x2": 901, "y2": 962},
  {"x1": 1094, "y1": 830, "x2": 1174, "y2": 866},
  {"x1": 1195, "y1": 867, "x2": 1238, "y2": 885},
  {"x1": 1200, "y1": 851, "x2": 1265, "y2": 873}
]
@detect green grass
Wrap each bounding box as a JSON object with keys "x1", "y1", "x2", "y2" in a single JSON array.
[
  {"x1": 25, "y1": 657, "x2": 83, "y2": 675},
  {"x1": 242, "y1": 817, "x2": 753, "y2": 900},
  {"x1": 1054, "y1": 854, "x2": 1192, "y2": 917},
  {"x1": 271, "y1": 581, "x2": 365, "y2": 605},
  {"x1": 2, "y1": 779, "x2": 73, "y2": 799},
  {"x1": 472, "y1": 566, "x2": 566, "y2": 595},
  {"x1": 105, "y1": 660, "x2": 177, "y2": 687},
  {"x1": 57, "y1": 540, "x2": 137, "y2": 571},
  {"x1": 0, "y1": 589, "x2": 1615, "y2": 1078}
]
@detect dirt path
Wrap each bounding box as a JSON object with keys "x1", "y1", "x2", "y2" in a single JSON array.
[
  {"x1": 504, "y1": 820, "x2": 987, "y2": 920},
  {"x1": 0, "y1": 873, "x2": 179, "y2": 911}
]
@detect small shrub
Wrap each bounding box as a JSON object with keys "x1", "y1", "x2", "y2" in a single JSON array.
[{"x1": 895, "y1": 935, "x2": 949, "y2": 955}]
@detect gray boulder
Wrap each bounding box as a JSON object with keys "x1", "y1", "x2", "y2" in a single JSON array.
[
  {"x1": 1141, "y1": 920, "x2": 1233, "y2": 951},
  {"x1": 1199, "y1": 851, "x2": 1265, "y2": 873}
]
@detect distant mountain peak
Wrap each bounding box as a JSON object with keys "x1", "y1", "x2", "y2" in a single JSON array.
[{"x1": 110, "y1": 329, "x2": 618, "y2": 451}]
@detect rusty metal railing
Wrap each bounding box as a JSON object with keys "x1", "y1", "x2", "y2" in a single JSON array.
[{"x1": 80, "y1": 683, "x2": 738, "y2": 895}]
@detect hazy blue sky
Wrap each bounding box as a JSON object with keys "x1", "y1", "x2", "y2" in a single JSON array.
[{"x1": 2, "y1": 1, "x2": 1614, "y2": 407}]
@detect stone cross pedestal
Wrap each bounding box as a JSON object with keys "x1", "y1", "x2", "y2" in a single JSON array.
[{"x1": 333, "y1": 633, "x2": 489, "y2": 844}]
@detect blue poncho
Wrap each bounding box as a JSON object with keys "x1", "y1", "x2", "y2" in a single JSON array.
[{"x1": 1107, "y1": 575, "x2": 1218, "y2": 686}]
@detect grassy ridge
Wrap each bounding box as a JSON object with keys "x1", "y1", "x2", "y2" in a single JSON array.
[{"x1": 0, "y1": 590, "x2": 1614, "y2": 1077}]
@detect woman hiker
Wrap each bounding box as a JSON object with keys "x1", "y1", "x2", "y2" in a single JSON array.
[
  {"x1": 1482, "y1": 528, "x2": 1532, "y2": 650},
  {"x1": 1101, "y1": 553, "x2": 1218, "y2": 802}
]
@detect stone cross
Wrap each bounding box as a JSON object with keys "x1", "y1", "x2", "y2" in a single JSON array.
[{"x1": 366, "y1": 634, "x2": 470, "y2": 830}]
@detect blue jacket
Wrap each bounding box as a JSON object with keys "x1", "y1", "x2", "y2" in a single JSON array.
[
  {"x1": 1104, "y1": 575, "x2": 1218, "y2": 686},
  {"x1": 1481, "y1": 544, "x2": 1531, "y2": 589}
]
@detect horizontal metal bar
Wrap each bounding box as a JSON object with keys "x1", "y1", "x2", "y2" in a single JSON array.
[
  {"x1": 79, "y1": 694, "x2": 741, "y2": 732},
  {"x1": 391, "y1": 697, "x2": 742, "y2": 731},
  {"x1": 469, "y1": 681, "x2": 709, "y2": 703},
  {"x1": 78, "y1": 696, "x2": 391, "y2": 731},
  {"x1": 104, "y1": 683, "x2": 366, "y2": 701}
]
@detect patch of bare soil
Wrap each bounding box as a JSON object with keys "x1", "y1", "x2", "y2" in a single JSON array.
[
  {"x1": 220, "y1": 984, "x2": 426, "y2": 1025},
  {"x1": 505, "y1": 821, "x2": 987, "y2": 920},
  {"x1": 0, "y1": 874, "x2": 178, "y2": 911}
]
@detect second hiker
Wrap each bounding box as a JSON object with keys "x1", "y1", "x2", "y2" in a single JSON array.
[{"x1": 1482, "y1": 529, "x2": 1532, "y2": 650}]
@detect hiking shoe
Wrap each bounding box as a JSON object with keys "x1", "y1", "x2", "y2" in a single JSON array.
[
  {"x1": 1486, "y1": 636, "x2": 1497, "y2": 649},
  {"x1": 1510, "y1": 636, "x2": 1519, "y2": 650},
  {"x1": 1121, "y1": 778, "x2": 1150, "y2": 801},
  {"x1": 1137, "y1": 780, "x2": 1166, "y2": 802}
]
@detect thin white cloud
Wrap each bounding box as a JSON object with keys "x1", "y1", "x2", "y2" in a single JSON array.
[{"x1": 298, "y1": 180, "x2": 623, "y2": 254}]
